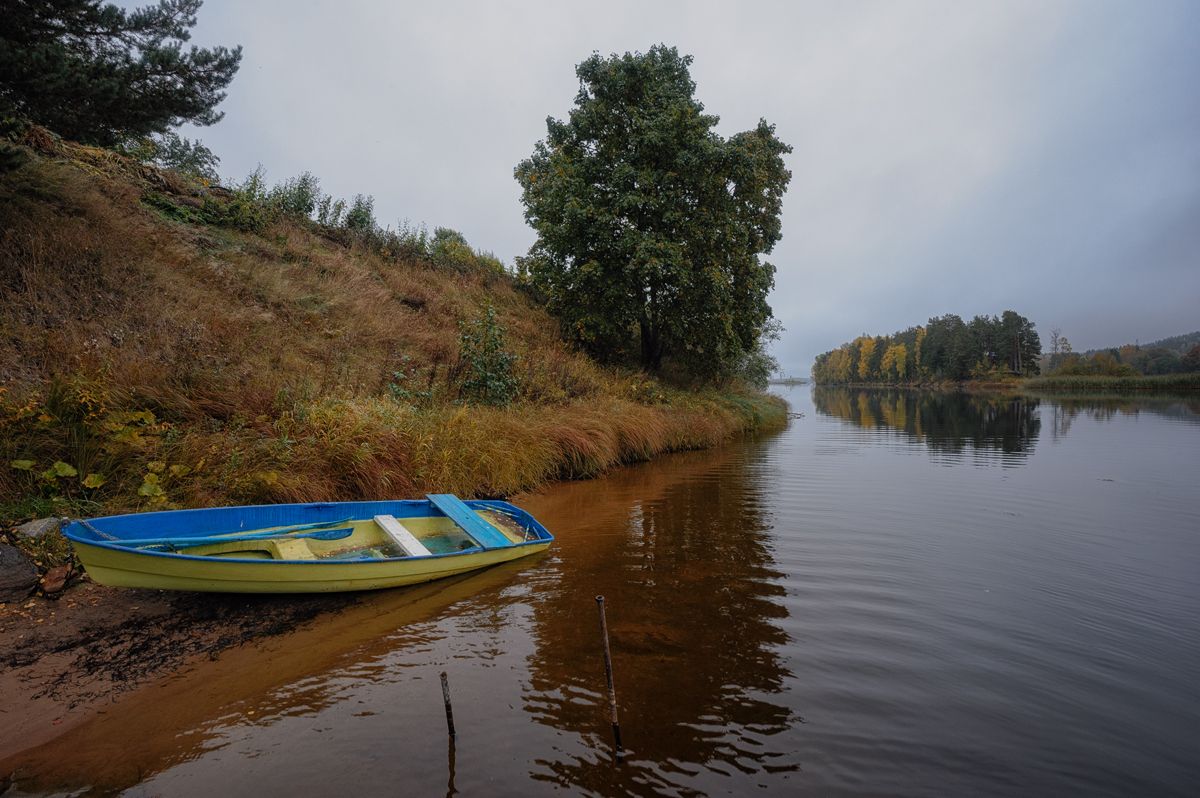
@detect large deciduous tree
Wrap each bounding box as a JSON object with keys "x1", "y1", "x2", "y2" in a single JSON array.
[
  {"x1": 0, "y1": 0, "x2": 241, "y2": 145},
  {"x1": 515, "y1": 45, "x2": 791, "y2": 378}
]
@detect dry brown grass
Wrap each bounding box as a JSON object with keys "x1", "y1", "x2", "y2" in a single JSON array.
[{"x1": 0, "y1": 145, "x2": 786, "y2": 515}]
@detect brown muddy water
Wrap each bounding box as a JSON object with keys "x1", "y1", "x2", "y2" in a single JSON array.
[{"x1": 4, "y1": 386, "x2": 1200, "y2": 797}]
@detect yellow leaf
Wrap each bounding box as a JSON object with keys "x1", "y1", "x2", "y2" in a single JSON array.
[{"x1": 82, "y1": 473, "x2": 107, "y2": 489}]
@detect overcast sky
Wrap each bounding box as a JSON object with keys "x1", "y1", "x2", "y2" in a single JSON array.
[{"x1": 179, "y1": 0, "x2": 1200, "y2": 375}]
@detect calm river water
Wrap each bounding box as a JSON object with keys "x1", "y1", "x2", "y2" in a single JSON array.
[{"x1": 7, "y1": 387, "x2": 1200, "y2": 796}]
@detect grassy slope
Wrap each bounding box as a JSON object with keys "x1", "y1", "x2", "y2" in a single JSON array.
[{"x1": 0, "y1": 137, "x2": 785, "y2": 518}]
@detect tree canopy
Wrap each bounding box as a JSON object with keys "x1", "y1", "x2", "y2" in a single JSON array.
[
  {"x1": 515, "y1": 45, "x2": 791, "y2": 379},
  {"x1": 0, "y1": 0, "x2": 241, "y2": 145}
]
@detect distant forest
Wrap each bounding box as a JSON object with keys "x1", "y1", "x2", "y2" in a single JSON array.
[
  {"x1": 1048, "y1": 328, "x2": 1200, "y2": 376},
  {"x1": 812, "y1": 311, "x2": 1040, "y2": 384},
  {"x1": 1136, "y1": 330, "x2": 1200, "y2": 353}
]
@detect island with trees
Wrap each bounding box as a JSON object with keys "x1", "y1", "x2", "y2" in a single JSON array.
[{"x1": 812, "y1": 311, "x2": 1040, "y2": 385}]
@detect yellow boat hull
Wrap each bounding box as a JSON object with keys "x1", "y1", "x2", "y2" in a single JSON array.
[
  {"x1": 64, "y1": 498, "x2": 555, "y2": 593},
  {"x1": 73, "y1": 538, "x2": 551, "y2": 593}
]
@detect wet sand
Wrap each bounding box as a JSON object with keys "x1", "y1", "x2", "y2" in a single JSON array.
[{"x1": 0, "y1": 579, "x2": 358, "y2": 760}]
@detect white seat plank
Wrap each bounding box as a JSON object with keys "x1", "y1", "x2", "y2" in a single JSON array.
[{"x1": 373, "y1": 515, "x2": 433, "y2": 557}]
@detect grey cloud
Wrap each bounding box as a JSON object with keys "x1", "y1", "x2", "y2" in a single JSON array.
[{"x1": 177, "y1": 0, "x2": 1199, "y2": 375}]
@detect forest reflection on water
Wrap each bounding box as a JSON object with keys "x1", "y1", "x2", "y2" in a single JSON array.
[
  {"x1": 811, "y1": 386, "x2": 1042, "y2": 459},
  {"x1": 811, "y1": 386, "x2": 1200, "y2": 461}
]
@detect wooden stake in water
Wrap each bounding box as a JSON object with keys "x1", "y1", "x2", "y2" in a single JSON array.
[
  {"x1": 440, "y1": 671, "x2": 456, "y2": 740},
  {"x1": 595, "y1": 595, "x2": 623, "y2": 755},
  {"x1": 446, "y1": 733, "x2": 457, "y2": 797}
]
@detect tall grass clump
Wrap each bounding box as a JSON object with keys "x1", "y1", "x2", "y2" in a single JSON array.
[{"x1": 1023, "y1": 373, "x2": 1200, "y2": 393}]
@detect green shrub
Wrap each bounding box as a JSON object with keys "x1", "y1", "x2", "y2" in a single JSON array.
[
  {"x1": 269, "y1": 171, "x2": 320, "y2": 218},
  {"x1": 430, "y1": 227, "x2": 506, "y2": 275},
  {"x1": 344, "y1": 194, "x2": 376, "y2": 233},
  {"x1": 385, "y1": 220, "x2": 431, "y2": 260},
  {"x1": 458, "y1": 304, "x2": 519, "y2": 406},
  {"x1": 316, "y1": 195, "x2": 345, "y2": 226},
  {"x1": 145, "y1": 163, "x2": 504, "y2": 273},
  {"x1": 206, "y1": 167, "x2": 273, "y2": 231},
  {"x1": 0, "y1": 140, "x2": 31, "y2": 174},
  {"x1": 205, "y1": 191, "x2": 268, "y2": 231},
  {"x1": 386, "y1": 355, "x2": 432, "y2": 407},
  {"x1": 430, "y1": 227, "x2": 472, "y2": 268}
]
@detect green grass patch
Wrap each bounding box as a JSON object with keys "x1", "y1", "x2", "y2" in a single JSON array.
[{"x1": 0, "y1": 496, "x2": 99, "y2": 527}]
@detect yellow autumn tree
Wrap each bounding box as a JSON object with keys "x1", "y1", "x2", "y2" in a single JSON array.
[
  {"x1": 856, "y1": 336, "x2": 876, "y2": 380},
  {"x1": 879, "y1": 342, "x2": 907, "y2": 382},
  {"x1": 831, "y1": 348, "x2": 853, "y2": 382},
  {"x1": 893, "y1": 343, "x2": 907, "y2": 381},
  {"x1": 880, "y1": 344, "x2": 897, "y2": 381}
]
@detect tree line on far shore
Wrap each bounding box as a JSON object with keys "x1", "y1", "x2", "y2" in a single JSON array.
[
  {"x1": 1045, "y1": 328, "x2": 1200, "y2": 376},
  {"x1": 812, "y1": 311, "x2": 1041, "y2": 385}
]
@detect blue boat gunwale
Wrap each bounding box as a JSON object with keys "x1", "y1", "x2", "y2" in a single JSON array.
[{"x1": 64, "y1": 498, "x2": 554, "y2": 566}]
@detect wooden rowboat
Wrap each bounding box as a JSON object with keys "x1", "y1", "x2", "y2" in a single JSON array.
[{"x1": 63, "y1": 494, "x2": 553, "y2": 593}]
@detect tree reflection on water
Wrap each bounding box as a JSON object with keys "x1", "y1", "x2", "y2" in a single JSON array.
[
  {"x1": 1046, "y1": 395, "x2": 1200, "y2": 440},
  {"x1": 518, "y1": 441, "x2": 800, "y2": 794}
]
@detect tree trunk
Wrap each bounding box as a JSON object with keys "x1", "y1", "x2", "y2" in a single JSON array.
[{"x1": 640, "y1": 320, "x2": 663, "y2": 371}]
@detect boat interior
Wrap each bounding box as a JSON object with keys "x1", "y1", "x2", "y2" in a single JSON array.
[
  {"x1": 206, "y1": 511, "x2": 529, "y2": 561},
  {"x1": 112, "y1": 508, "x2": 535, "y2": 562}
]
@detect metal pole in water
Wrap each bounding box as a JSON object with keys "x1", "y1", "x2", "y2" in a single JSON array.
[
  {"x1": 440, "y1": 671, "x2": 456, "y2": 740},
  {"x1": 595, "y1": 595, "x2": 623, "y2": 756}
]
